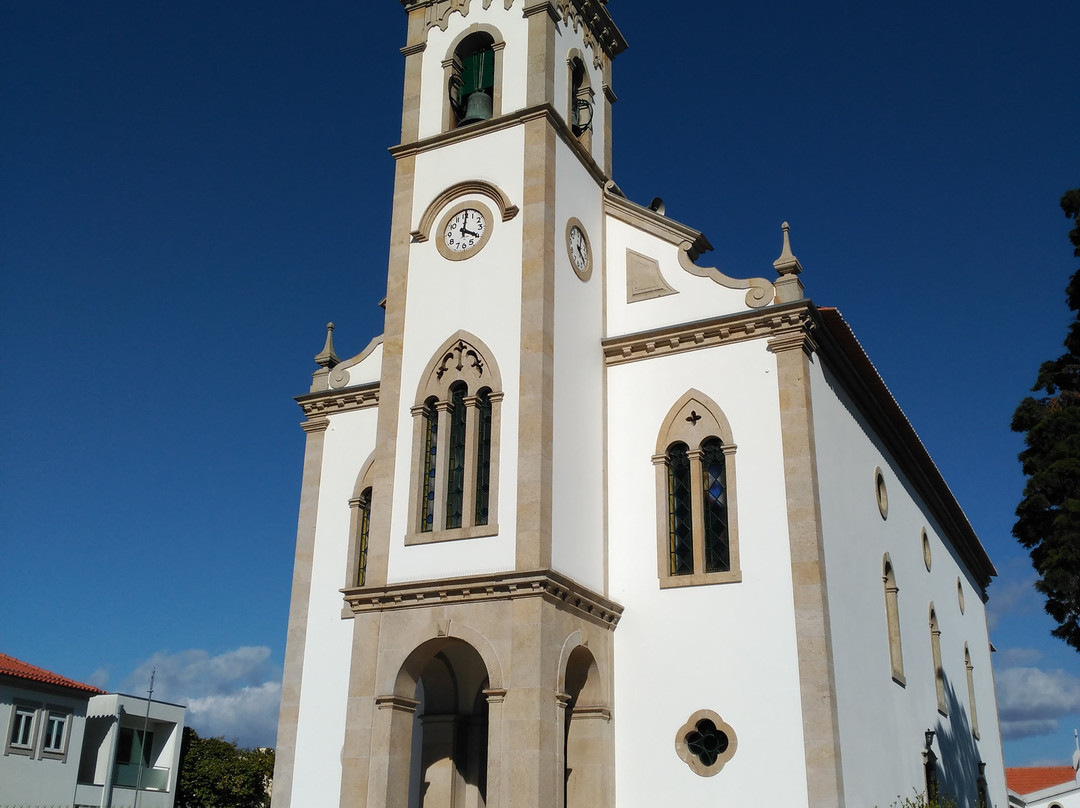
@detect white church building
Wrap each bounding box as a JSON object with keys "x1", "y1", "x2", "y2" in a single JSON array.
[{"x1": 272, "y1": 2, "x2": 1006, "y2": 806}]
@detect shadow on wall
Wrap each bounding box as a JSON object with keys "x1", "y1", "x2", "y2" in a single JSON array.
[{"x1": 934, "y1": 675, "x2": 985, "y2": 808}]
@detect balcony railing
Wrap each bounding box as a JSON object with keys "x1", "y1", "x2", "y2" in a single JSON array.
[{"x1": 113, "y1": 763, "x2": 170, "y2": 791}]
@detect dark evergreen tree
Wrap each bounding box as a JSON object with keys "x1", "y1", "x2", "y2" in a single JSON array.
[
  {"x1": 1011, "y1": 188, "x2": 1080, "y2": 652},
  {"x1": 175, "y1": 728, "x2": 275, "y2": 808}
]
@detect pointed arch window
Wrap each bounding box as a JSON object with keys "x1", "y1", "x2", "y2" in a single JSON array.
[
  {"x1": 883, "y1": 554, "x2": 906, "y2": 685},
  {"x1": 346, "y1": 458, "x2": 377, "y2": 588},
  {"x1": 408, "y1": 334, "x2": 502, "y2": 544},
  {"x1": 965, "y1": 645, "x2": 980, "y2": 739},
  {"x1": 929, "y1": 606, "x2": 947, "y2": 716},
  {"x1": 654, "y1": 391, "x2": 741, "y2": 587}
]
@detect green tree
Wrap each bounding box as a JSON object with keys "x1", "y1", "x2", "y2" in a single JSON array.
[
  {"x1": 1011, "y1": 187, "x2": 1080, "y2": 652},
  {"x1": 175, "y1": 728, "x2": 275, "y2": 808}
]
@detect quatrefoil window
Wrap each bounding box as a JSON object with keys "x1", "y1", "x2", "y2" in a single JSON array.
[{"x1": 675, "y1": 710, "x2": 737, "y2": 776}]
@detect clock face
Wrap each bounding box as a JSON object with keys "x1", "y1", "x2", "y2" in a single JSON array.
[
  {"x1": 565, "y1": 219, "x2": 592, "y2": 280},
  {"x1": 443, "y1": 208, "x2": 487, "y2": 254},
  {"x1": 569, "y1": 226, "x2": 589, "y2": 270}
]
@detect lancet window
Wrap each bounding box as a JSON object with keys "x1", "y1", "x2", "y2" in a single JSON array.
[
  {"x1": 346, "y1": 457, "x2": 376, "y2": 588},
  {"x1": 654, "y1": 391, "x2": 741, "y2": 587},
  {"x1": 408, "y1": 334, "x2": 502, "y2": 543}
]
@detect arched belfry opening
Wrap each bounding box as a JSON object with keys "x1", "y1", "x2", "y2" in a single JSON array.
[
  {"x1": 561, "y1": 645, "x2": 611, "y2": 808},
  {"x1": 391, "y1": 638, "x2": 492, "y2": 808},
  {"x1": 450, "y1": 31, "x2": 495, "y2": 128}
]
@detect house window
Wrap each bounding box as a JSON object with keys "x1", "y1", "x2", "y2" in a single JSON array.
[
  {"x1": 929, "y1": 606, "x2": 947, "y2": 716},
  {"x1": 8, "y1": 704, "x2": 36, "y2": 754},
  {"x1": 118, "y1": 727, "x2": 154, "y2": 767},
  {"x1": 654, "y1": 390, "x2": 741, "y2": 587},
  {"x1": 407, "y1": 334, "x2": 502, "y2": 544},
  {"x1": 883, "y1": 554, "x2": 905, "y2": 685},
  {"x1": 41, "y1": 710, "x2": 68, "y2": 755}
]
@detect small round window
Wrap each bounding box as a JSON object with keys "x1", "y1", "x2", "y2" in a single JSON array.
[
  {"x1": 874, "y1": 468, "x2": 888, "y2": 519},
  {"x1": 922, "y1": 529, "x2": 932, "y2": 572},
  {"x1": 957, "y1": 577, "x2": 965, "y2": 613},
  {"x1": 675, "y1": 710, "x2": 737, "y2": 776}
]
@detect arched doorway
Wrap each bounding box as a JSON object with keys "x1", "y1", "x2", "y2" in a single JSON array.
[
  {"x1": 394, "y1": 639, "x2": 491, "y2": 808},
  {"x1": 562, "y1": 645, "x2": 610, "y2": 808}
]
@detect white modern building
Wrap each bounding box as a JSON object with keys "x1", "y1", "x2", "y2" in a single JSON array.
[
  {"x1": 1, "y1": 653, "x2": 186, "y2": 808},
  {"x1": 272, "y1": 2, "x2": 1007, "y2": 806}
]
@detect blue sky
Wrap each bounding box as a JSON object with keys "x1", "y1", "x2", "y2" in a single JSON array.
[{"x1": 2, "y1": 0, "x2": 1078, "y2": 766}]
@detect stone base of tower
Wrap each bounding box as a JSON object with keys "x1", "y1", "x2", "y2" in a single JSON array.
[{"x1": 336, "y1": 569, "x2": 622, "y2": 808}]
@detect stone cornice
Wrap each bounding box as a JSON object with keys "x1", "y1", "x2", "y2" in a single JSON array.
[
  {"x1": 296, "y1": 382, "x2": 380, "y2": 418},
  {"x1": 604, "y1": 191, "x2": 713, "y2": 260},
  {"x1": 602, "y1": 302, "x2": 813, "y2": 366},
  {"x1": 342, "y1": 569, "x2": 623, "y2": 629},
  {"x1": 390, "y1": 103, "x2": 609, "y2": 189}
]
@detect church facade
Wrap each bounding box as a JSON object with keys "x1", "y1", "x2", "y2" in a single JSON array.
[{"x1": 272, "y1": 2, "x2": 1006, "y2": 806}]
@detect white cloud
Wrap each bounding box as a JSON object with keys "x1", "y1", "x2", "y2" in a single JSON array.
[
  {"x1": 998, "y1": 647, "x2": 1045, "y2": 666},
  {"x1": 185, "y1": 681, "x2": 282, "y2": 749},
  {"x1": 995, "y1": 665, "x2": 1080, "y2": 740},
  {"x1": 121, "y1": 647, "x2": 282, "y2": 749}
]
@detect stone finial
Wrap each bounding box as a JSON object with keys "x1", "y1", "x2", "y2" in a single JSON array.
[
  {"x1": 773, "y1": 221, "x2": 803, "y2": 276},
  {"x1": 772, "y1": 221, "x2": 806, "y2": 304},
  {"x1": 310, "y1": 322, "x2": 340, "y2": 393},
  {"x1": 314, "y1": 322, "x2": 340, "y2": 370}
]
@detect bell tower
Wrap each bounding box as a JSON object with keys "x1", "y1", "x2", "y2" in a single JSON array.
[{"x1": 274, "y1": 3, "x2": 629, "y2": 808}]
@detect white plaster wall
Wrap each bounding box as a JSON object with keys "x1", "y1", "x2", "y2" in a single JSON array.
[
  {"x1": 606, "y1": 339, "x2": 810, "y2": 806},
  {"x1": 418, "y1": 6, "x2": 530, "y2": 140},
  {"x1": 549, "y1": 139, "x2": 605, "y2": 592},
  {"x1": 0, "y1": 684, "x2": 88, "y2": 806},
  {"x1": 386, "y1": 130, "x2": 525, "y2": 583},
  {"x1": 604, "y1": 216, "x2": 766, "y2": 338},
  {"x1": 291, "y1": 407, "x2": 379, "y2": 805},
  {"x1": 809, "y1": 357, "x2": 1008, "y2": 808},
  {"x1": 338, "y1": 338, "x2": 383, "y2": 386}
]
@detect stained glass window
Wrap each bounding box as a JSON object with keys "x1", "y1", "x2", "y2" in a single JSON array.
[
  {"x1": 701, "y1": 438, "x2": 730, "y2": 572},
  {"x1": 474, "y1": 390, "x2": 492, "y2": 526},
  {"x1": 445, "y1": 384, "x2": 468, "y2": 529},
  {"x1": 357, "y1": 488, "x2": 371, "y2": 586},
  {"x1": 420, "y1": 399, "x2": 438, "y2": 532},
  {"x1": 666, "y1": 443, "x2": 694, "y2": 575}
]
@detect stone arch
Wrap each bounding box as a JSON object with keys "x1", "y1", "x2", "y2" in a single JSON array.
[
  {"x1": 440, "y1": 23, "x2": 507, "y2": 131},
  {"x1": 412, "y1": 180, "x2": 519, "y2": 244},
  {"x1": 654, "y1": 388, "x2": 734, "y2": 456},
  {"x1": 381, "y1": 633, "x2": 502, "y2": 808},
  {"x1": 414, "y1": 330, "x2": 504, "y2": 406},
  {"x1": 558, "y1": 639, "x2": 611, "y2": 808}
]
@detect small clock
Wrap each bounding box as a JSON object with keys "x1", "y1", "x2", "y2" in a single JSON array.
[
  {"x1": 566, "y1": 217, "x2": 592, "y2": 280},
  {"x1": 436, "y1": 200, "x2": 493, "y2": 261}
]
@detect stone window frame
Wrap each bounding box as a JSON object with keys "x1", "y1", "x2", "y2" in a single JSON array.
[
  {"x1": 882, "y1": 553, "x2": 906, "y2": 686},
  {"x1": 38, "y1": 705, "x2": 72, "y2": 762},
  {"x1": 566, "y1": 48, "x2": 594, "y2": 150},
  {"x1": 929, "y1": 604, "x2": 947, "y2": 716},
  {"x1": 674, "y1": 708, "x2": 738, "y2": 777},
  {"x1": 653, "y1": 389, "x2": 742, "y2": 588},
  {"x1": 442, "y1": 24, "x2": 506, "y2": 132},
  {"x1": 346, "y1": 454, "x2": 376, "y2": 588},
  {"x1": 6, "y1": 701, "x2": 39, "y2": 757},
  {"x1": 964, "y1": 644, "x2": 980, "y2": 740},
  {"x1": 406, "y1": 331, "x2": 503, "y2": 545}
]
